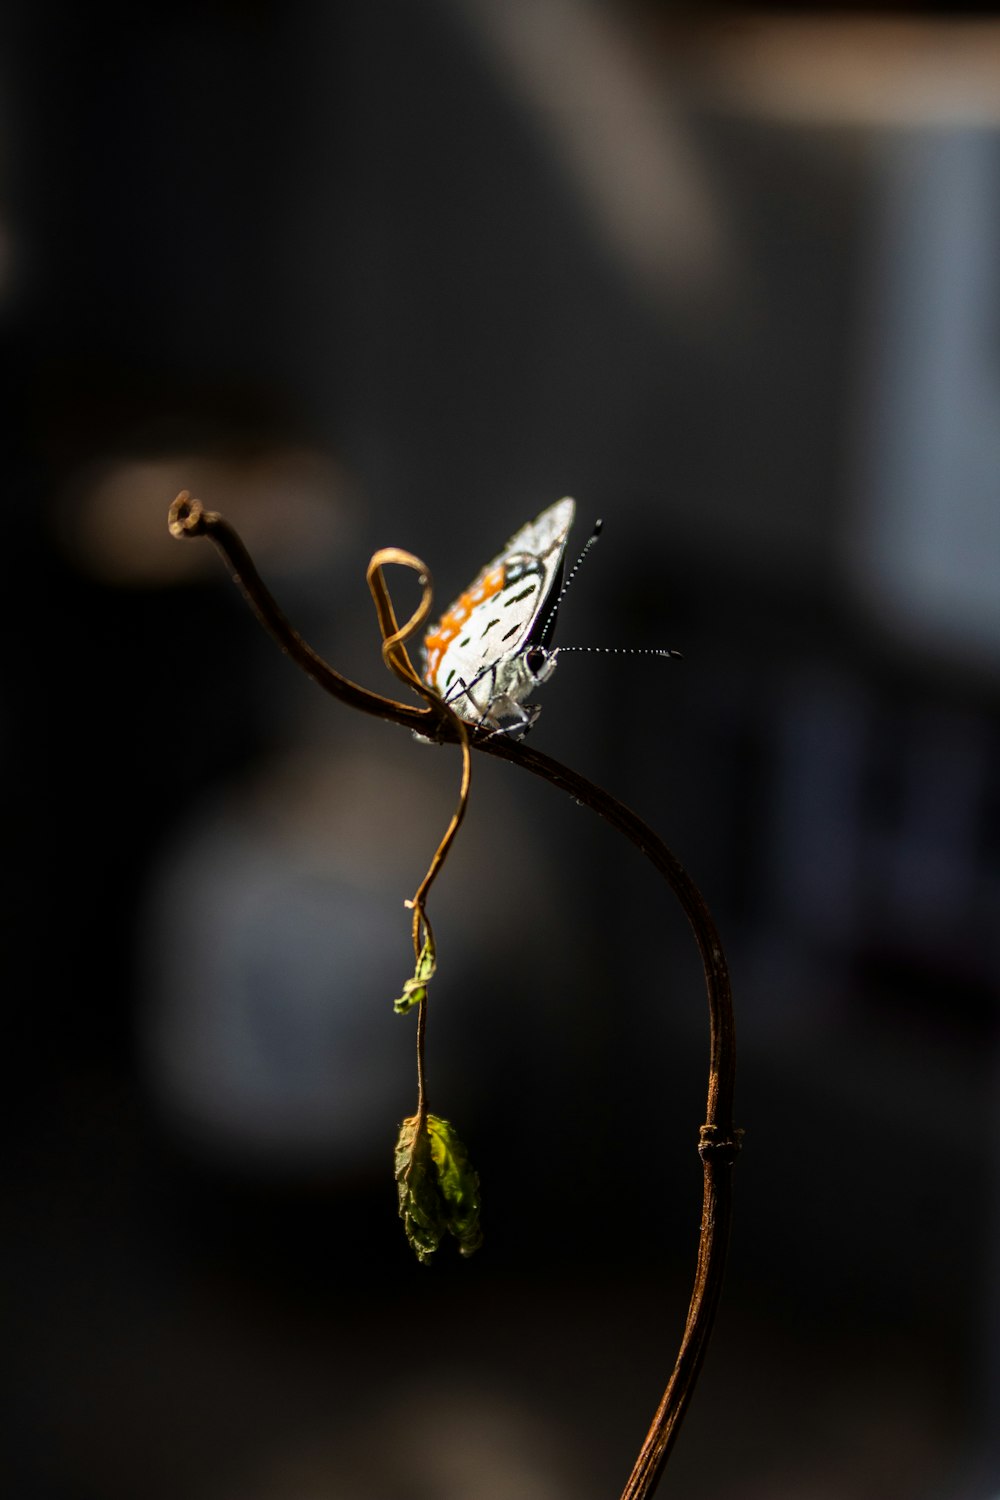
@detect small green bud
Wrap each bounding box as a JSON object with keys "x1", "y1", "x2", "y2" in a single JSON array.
[{"x1": 394, "y1": 930, "x2": 436, "y2": 1014}]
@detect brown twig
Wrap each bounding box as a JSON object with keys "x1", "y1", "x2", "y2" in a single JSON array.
[
  {"x1": 364, "y1": 544, "x2": 473, "y2": 1125},
  {"x1": 168, "y1": 491, "x2": 741, "y2": 1499}
]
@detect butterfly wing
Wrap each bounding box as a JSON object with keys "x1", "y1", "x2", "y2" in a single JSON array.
[{"x1": 423, "y1": 498, "x2": 576, "y2": 727}]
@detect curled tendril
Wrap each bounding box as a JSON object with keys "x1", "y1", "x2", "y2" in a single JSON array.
[{"x1": 365, "y1": 548, "x2": 472, "y2": 1118}]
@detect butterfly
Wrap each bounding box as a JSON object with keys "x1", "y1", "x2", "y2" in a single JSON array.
[{"x1": 421, "y1": 498, "x2": 581, "y2": 736}]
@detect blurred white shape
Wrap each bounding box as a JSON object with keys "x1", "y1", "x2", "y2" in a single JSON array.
[
  {"x1": 145, "y1": 814, "x2": 412, "y2": 1166},
  {"x1": 676, "y1": 16, "x2": 1000, "y2": 664},
  {"x1": 698, "y1": 18, "x2": 1000, "y2": 127},
  {"x1": 449, "y1": 0, "x2": 728, "y2": 303},
  {"x1": 216, "y1": 1381, "x2": 583, "y2": 1500},
  {"x1": 141, "y1": 741, "x2": 562, "y2": 1169},
  {"x1": 57, "y1": 446, "x2": 351, "y2": 587},
  {"x1": 852, "y1": 125, "x2": 1000, "y2": 666},
  {"x1": 142, "y1": 750, "x2": 426, "y2": 1166}
]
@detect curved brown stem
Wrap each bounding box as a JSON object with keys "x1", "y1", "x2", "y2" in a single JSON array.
[
  {"x1": 482, "y1": 736, "x2": 741, "y2": 1498},
  {"x1": 169, "y1": 492, "x2": 741, "y2": 1499},
  {"x1": 169, "y1": 493, "x2": 435, "y2": 732}
]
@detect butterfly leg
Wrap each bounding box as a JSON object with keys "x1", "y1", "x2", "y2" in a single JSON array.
[
  {"x1": 479, "y1": 694, "x2": 540, "y2": 739},
  {"x1": 444, "y1": 664, "x2": 538, "y2": 738},
  {"x1": 445, "y1": 667, "x2": 500, "y2": 732}
]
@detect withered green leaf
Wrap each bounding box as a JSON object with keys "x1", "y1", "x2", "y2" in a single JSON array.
[{"x1": 394, "y1": 1112, "x2": 483, "y2": 1264}]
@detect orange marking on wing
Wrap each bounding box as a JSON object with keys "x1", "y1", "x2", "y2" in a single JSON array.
[{"x1": 423, "y1": 563, "x2": 508, "y2": 684}]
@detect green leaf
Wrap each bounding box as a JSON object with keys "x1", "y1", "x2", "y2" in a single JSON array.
[
  {"x1": 394, "y1": 1112, "x2": 483, "y2": 1264},
  {"x1": 394, "y1": 930, "x2": 436, "y2": 1014}
]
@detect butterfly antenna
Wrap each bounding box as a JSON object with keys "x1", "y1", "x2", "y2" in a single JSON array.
[
  {"x1": 538, "y1": 518, "x2": 604, "y2": 645},
  {"x1": 553, "y1": 646, "x2": 684, "y2": 660}
]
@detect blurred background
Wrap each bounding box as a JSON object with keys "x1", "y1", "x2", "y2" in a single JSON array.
[{"x1": 4, "y1": 1, "x2": 1000, "y2": 1496}]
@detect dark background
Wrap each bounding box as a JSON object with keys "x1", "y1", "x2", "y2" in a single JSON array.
[{"x1": 4, "y1": 3, "x2": 999, "y2": 1497}]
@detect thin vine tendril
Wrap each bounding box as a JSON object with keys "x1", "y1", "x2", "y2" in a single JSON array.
[{"x1": 365, "y1": 547, "x2": 473, "y2": 1119}]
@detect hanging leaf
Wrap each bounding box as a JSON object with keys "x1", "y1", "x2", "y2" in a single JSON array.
[
  {"x1": 394, "y1": 1112, "x2": 483, "y2": 1264},
  {"x1": 393, "y1": 929, "x2": 436, "y2": 1015}
]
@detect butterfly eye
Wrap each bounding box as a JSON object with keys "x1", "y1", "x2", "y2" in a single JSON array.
[{"x1": 525, "y1": 646, "x2": 547, "y2": 678}]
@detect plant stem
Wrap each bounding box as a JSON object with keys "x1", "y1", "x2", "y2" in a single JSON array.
[
  {"x1": 484, "y1": 737, "x2": 741, "y2": 1498},
  {"x1": 168, "y1": 492, "x2": 741, "y2": 1499},
  {"x1": 169, "y1": 494, "x2": 431, "y2": 730},
  {"x1": 415, "y1": 991, "x2": 428, "y2": 1124}
]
